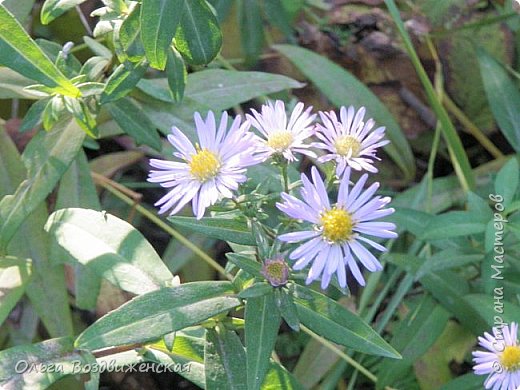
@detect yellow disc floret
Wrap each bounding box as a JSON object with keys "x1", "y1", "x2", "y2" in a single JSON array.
[
  {"x1": 334, "y1": 135, "x2": 362, "y2": 157},
  {"x1": 267, "y1": 130, "x2": 293, "y2": 151},
  {"x1": 320, "y1": 208, "x2": 354, "y2": 243},
  {"x1": 189, "y1": 148, "x2": 221, "y2": 182},
  {"x1": 500, "y1": 345, "x2": 520, "y2": 372}
]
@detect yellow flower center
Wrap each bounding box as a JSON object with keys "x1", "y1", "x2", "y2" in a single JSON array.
[
  {"x1": 320, "y1": 208, "x2": 353, "y2": 243},
  {"x1": 500, "y1": 345, "x2": 520, "y2": 372},
  {"x1": 334, "y1": 135, "x2": 362, "y2": 157},
  {"x1": 189, "y1": 148, "x2": 220, "y2": 182},
  {"x1": 267, "y1": 130, "x2": 293, "y2": 151}
]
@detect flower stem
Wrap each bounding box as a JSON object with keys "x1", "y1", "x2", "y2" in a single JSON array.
[{"x1": 280, "y1": 162, "x2": 290, "y2": 193}]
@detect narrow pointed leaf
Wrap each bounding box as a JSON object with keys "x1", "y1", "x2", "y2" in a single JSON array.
[
  {"x1": 106, "y1": 97, "x2": 162, "y2": 150},
  {"x1": 205, "y1": 327, "x2": 247, "y2": 389},
  {"x1": 477, "y1": 49, "x2": 520, "y2": 152},
  {"x1": 0, "y1": 4, "x2": 80, "y2": 96},
  {"x1": 293, "y1": 285, "x2": 401, "y2": 359},
  {"x1": 168, "y1": 216, "x2": 255, "y2": 245},
  {"x1": 166, "y1": 46, "x2": 187, "y2": 102},
  {"x1": 245, "y1": 293, "x2": 281, "y2": 390},
  {"x1": 40, "y1": 0, "x2": 87, "y2": 24},
  {"x1": 75, "y1": 281, "x2": 241, "y2": 350},
  {"x1": 100, "y1": 59, "x2": 148, "y2": 104},
  {"x1": 0, "y1": 118, "x2": 85, "y2": 251}
]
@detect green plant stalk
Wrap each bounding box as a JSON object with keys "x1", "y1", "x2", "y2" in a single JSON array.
[
  {"x1": 94, "y1": 173, "x2": 232, "y2": 280},
  {"x1": 300, "y1": 324, "x2": 378, "y2": 384},
  {"x1": 384, "y1": 0, "x2": 475, "y2": 192},
  {"x1": 442, "y1": 94, "x2": 504, "y2": 159}
]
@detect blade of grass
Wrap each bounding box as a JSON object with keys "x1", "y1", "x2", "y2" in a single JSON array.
[{"x1": 384, "y1": 0, "x2": 475, "y2": 192}]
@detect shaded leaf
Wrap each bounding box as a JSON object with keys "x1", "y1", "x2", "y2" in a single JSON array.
[
  {"x1": 45, "y1": 207, "x2": 174, "y2": 295},
  {"x1": 75, "y1": 281, "x2": 241, "y2": 350},
  {"x1": 0, "y1": 118, "x2": 85, "y2": 251}
]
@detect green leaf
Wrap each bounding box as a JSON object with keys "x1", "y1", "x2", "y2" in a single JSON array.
[
  {"x1": 420, "y1": 271, "x2": 488, "y2": 334},
  {"x1": 114, "y1": 5, "x2": 145, "y2": 62},
  {"x1": 263, "y1": 361, "x2": 305, "y2": 390},
  {"x1": 100, "y1": 59, "x2": 148, "y2": 104},
  {"x1": 293, "y1": 285, "x2": 401, "y2": 358},
  {"x1": 20, "y1": 99, "x2": 49, "y2": 132},
  {"x1": 54, "y1": 151, "x2": 102, "y2": 310},
  {"x1": 276, "y1": 288, "x2": 300, "y2": 331},
  {"x1": 0, "y1": 118, "x2": 85, "y2": 251},
  {"x1": 168, "y1": 216, "x2": 255, "y2": 245},
  {"x1": 0, "y1": 256, "x2": 32, "y2": 327},
  {"x1": 75, "y1": 281, "x2": 241, "y2": 350},
  {"x1": 40, "y1": 0, "x2": 87, "y2": 24},
  {"x1": 83, "y1": 36, "x2": 112, "y2": 60},
  {"x1": 205, "y1": 327, "x2": 248, "y2": 390},
  {"x1": 274, "y1": 44, "x2": 415, "y2": 182},
  {"x1": 225, "y1": 253, "x2": 263, "y2": 278},
  {"x1": 140, "y1": 0, "x2": 183, "y2": 69},
  {"x1": 0, "y1": 67, "x2": 37, "y2": 99},
  {"x1": 0, "y1": 4, "x2": 80, "y2": 97},
  {"x1": 376, "y1": 297, "x2": 450, "y2": 389},
  {"x1": 245, "y1": 292, "x2": 281, "y2": 390},
  {"x1": 239, "y1": 0, "x2": 264, "y2": 65},
  {"x1": 0, "y1": 337, "x2": 95, "y2": 389},
  {"x1": 464, "y1": 294, "x2": 520, "y2": 326},
  {"x1": 419, "y1": 211, "x2": 487, "y2": 240},
  {"x1": 174, "y1": 0, "x2": 223, "y2": 65},
  {"x1": 166, "y1": 46, "x2": 187, "y2": 102},
  {"x1": 477, "y1": 49, "x2": 520, "y2": 152},
  {"x1": 45, "y1": 207, "x2": 174, "y2": 295},
  {"x1": 495, "y1": 157, "x2": 519, "y2": 209},
  {"x1": 0, "y1": 124, "x2": 74, "y2": 338},
  {"x1": 138, "y1": 69, "x2": 304, "y2": 109},
  {"x1": 238, "y1": 282, "x2": 273, "y2": 299},
  {"x1": 106, "y1": 97, "x2": 162, "y2": 150}
]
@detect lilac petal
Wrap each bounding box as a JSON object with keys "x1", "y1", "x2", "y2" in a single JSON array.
[
  {"x1": 345, "y1": 173, "x2": 368, "y2": 209},
  {"x1": 347, "y1": 256, "x2": 365, "y2": 286},
  {"x1": 349, "y1": 240, "x2": 382, "y2": 272},
  {"x1": 278, "y1": 230, "x2": 319, "y2": 243},
  {"x1": 306, "y1": 245, "x2": 330, "y2": 284},
  {"x1": 311, "y1": 166, "x2": 330, "y2": 209},
  {"x1": 289, "y1": 236, "x2": 323, "y2": 260}
]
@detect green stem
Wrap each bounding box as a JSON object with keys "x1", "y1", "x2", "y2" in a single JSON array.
[
  {"x1": 442, "y1": 94, "x2": 504, "y2": 159},
  {"x1": 94, "y1": 173, "x2": 232, "y2": 281},
  {"x1": 280, "y1": 162, "x2": 289, "y2": 193}
]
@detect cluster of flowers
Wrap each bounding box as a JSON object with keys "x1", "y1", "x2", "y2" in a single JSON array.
[{"x1": 148, "y1": 100, "x2": 396, "y2": 290}]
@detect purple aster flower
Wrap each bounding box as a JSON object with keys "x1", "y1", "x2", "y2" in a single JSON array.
[
  {"x1": 276, "y1": 166, "x2": 396, "y2": 290},
  {"x1": 148, "y1": 111, "x2": 260, "y2": 219},
  {"x1": 473, "y1": 322, "x2": 520, "y2": 390},
  {"x1": 246, "y1": 100, "x2": 317, "y2": 162},
  {"x1": 314, "y1": 106, "x2": 389, "y2": 177}
]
